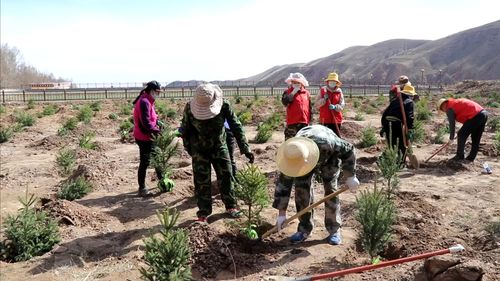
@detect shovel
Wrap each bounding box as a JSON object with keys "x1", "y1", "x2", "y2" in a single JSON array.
[
  {"x1": 396, "y1": 91, "x2": 419, "y2": 169},
  {"x1": 425, "y1": 141, "x2": 451, "y2": 163},
  {"x1": 261, "y1": 186, "x2": 349, "y2": 239},
  {"x1": 264, "y1": 244, "x2": 465, "y2": 281}
]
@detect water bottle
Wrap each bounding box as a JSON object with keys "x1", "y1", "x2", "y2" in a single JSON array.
[{"x1": 482, "y1": 163, "x2": 492, "y2": 174}]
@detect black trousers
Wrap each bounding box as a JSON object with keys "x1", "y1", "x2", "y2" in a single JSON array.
[
  {"x1": 136, "y1": 139, "x2": 163, "y2": 189},
  {"x1": 456, "y1": 110, "x2": 488, "y2": 161},
  {"x1": 383, "y1": 120, "x2": 406, "y2": 162}
]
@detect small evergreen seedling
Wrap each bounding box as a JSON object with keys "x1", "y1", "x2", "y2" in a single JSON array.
[
  {"x1": 377, "y1": 144, "x2": 401, "y2": 199},
  {"x1": 77, "y1": 105, "x2": 93, "y2": 123},
  {"x1": 235, "y1": 164, "x2": 270, "y2": 239},
  {"x1": 355, "y1": 182, "x2": 396, "y2": 263},
  {"x1": 79, "y1": 131, "x2": 97, "y2": 150},
  {"x1": 152, "y1": 125, "x2": 179, "y2": 192},
  {"x1": 0, "y1": 193, "x2": 60, "y2": 262},
  {"x1": 15, "y1": 111, "x2": 35, "y2": 127},
  {"x1": 26, "y1": 99, "x2": 35, "y2": 109},
  {"x1": 140, "y1": 208, "x2": 191, "y2": 281},
  {"x1": 56, "y1": 148, "x2": 76, "y2": 175},
  {"x1": 360, "y1": 127, "x2": 377, "y2": 148},
  {"x1": 0, "y1": 127, "x2": 13, "y2": 143},
  {"x1": 57, "y1": 177, "x2": 93, "y2": 201},
  {"x1": 254, "y1": 123, "x2": 273, "y2": 144},
  {"x1": 89, "y1": 101, "x2": 102, "y2": 112}
]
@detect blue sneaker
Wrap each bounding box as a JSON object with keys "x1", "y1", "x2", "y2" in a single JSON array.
[
  {"x1": 290, "y1": 232, "x2": 309, "y2": 243},
  {"x1": 328, "y1": 232, "x2": 342, "y2": 245}
]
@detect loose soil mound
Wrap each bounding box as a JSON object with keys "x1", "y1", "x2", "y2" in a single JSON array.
[{"x1": 40, "y1": 198, "x2": 108, "y2": 228}]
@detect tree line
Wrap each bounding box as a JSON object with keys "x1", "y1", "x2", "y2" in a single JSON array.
[{"x1": 0, "y1": 44, "x2": 67, "y2": 89}]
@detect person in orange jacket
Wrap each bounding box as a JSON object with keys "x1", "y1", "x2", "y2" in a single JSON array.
[
  {"x1": 281, "y1": 73, "x2": 312, "y2": 140},
  {"x1": 438, "y1": 98, "x2": 488, "y2": 162},
  {"x1": 315, "y1": 72, "x2": 344, "y2": 137}
]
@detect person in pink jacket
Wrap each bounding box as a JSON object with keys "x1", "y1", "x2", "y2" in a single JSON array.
[{"x1": 133, "y1": 80, "x2": 163, "y2": 197}]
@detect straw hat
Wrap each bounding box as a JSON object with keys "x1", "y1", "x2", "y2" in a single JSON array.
[
  {"x1": 285, "y1": 73, "x2": 309, "y2": 87},
  {"x1": 437, "y1": 98, "x2": 448, "y2": 111},
  {"x1": 400, "y1": 84, "x2": 417, "y2": 96},
  {"x1": 324, "y1": 72, "x2": 342, "y2": 86},
  {"x1": 190, "y1": 83, "x2": 223, "y2": 120},
  {"x1": 276, "y1": 137, "x2": 320, "y2": 177}
]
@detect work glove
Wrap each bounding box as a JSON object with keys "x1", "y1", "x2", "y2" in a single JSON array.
[
  {"x1": 157, "y1": 120, "x2": 166, "y2": 130},
  {"x1": 324, "y1": 93, "x2": 329, "y2": 100},
  {"x1": 346, "y1": 176, "x2": 360, "y2": 193},
  {"x1": 328, "y1": 104, "x2": 336, "y2": 110},
  {"x1": 276, "y1": 215, "x2": 287, "y2": 231},
  {"x1": 334, "y1": 105, "x2": 342, "y2": 112},
  {"x1": 245, "y1": 152, "x2": 255, "y2": 163},
  {"x1": 379, "y1": 128, "x2": 385, "y2": 138},
  {"x1": 407, "y1": 129, "x2": 414, "y2": 141}
]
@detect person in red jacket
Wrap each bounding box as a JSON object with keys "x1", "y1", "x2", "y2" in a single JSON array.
[
  {"x1": 438, "y1": 98, "x2": 488, "y2": 162},
  {"x1": 132, "y1": 80, "x2": 163, "y2": 197},
  {"x1": 281, "y1": 73, "x2": 312, "y2": 140},
  {"x1": 315, "y1": 72, "x2": 344, "y2": 137}
]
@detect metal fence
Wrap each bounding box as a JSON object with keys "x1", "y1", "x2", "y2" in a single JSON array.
[{"x1": 1, "y1": 84, "x2": 443, "y2": 103}]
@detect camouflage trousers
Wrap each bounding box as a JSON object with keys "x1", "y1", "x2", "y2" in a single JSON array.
[
  {"x1": 191, "y1": 146, "x2": 237, "y2": 218},
  {"x1": 272, "y1": 162, "x2": 342, "y2": 235},
  {"x1": 284, "y1": 123, "x2": 308, "y2": 140}
]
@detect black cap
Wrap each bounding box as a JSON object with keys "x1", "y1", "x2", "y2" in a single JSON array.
[{"x1": 146, "y1": 80, "x2": 161, "y2": 91}]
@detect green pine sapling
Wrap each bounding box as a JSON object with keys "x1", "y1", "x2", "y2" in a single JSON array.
[
  {"x1": 234, "y1": 164, "x2": 270, "y2": 240},
  {"x1": 151, "y1": 123, "x2": 179, "y2": 192}
]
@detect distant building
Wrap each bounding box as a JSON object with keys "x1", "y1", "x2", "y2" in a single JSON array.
[{"x1": 29, "y1": 82, "x2": 72, "y2": 90}]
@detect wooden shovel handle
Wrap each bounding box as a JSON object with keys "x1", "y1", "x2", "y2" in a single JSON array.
[
  {"x1": 424, "y1": 142, "x2": 450, "y2": 163},
  {"x1": 261, "y1": 185, "x2": 349, "y2": 239}
]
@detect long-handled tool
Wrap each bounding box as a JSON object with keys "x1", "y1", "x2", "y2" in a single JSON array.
[
  {"x1": 396, "y1": 91, "x2": 419, "y2": 169},
  {"x1": 425, "y1": 141, "x2": 451, "y2": 163},
  {"x1": 265, "y1": 244, "x2": 465, "y2": 281},
  {"x1": 262, "y1": 186, "x2": 349, "y2": 239}
]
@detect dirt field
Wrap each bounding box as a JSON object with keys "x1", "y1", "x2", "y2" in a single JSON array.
[{"x1": 1, "y1": 82, "x2": 499, "y2": 281}]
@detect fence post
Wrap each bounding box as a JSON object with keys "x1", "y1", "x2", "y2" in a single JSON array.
[
  {"x1": 349, "y1": 85, "x2": 352, "y2": 99},
  {"x1": 23, "y1": 90, "x2": 26, "y2": 102},
  {"x1": 182, "y1": 87, "x2": 184, "y2": 98},
  {"x1": 64, "y1": 89, "x2": 67, "y2": 100},
  {"x1": 105, "y1": 89, "x2": 108, "y2": 99},
  {"x1": 363, "y1": 85, "x2": 366, "y2": 96},
  {"x1": 125, "y1": 89, "x2": 128, "y2": 99},
  {"x1": 1, "y1": 90, "x2": 3, "y2": 104},
  {"x1": 270, "y1": 86, "x2": 274, "y2": 97},
  {"x1": 43, "y1": 90, "x2": 46, "y2": 101},
  {"x1": 236, "y1": 86, "x2": 239, "y2": 96},
  {"x1": 254, "y1": 86, "x2": 257, "y2": 99},
  {"x1": 84, "y1": 89, "x2": 87, "y2": 100},
  {"x1": 377, "y1": 85, "x2": 380, "y2": 96}
]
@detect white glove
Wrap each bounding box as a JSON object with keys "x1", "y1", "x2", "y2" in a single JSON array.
[
  {"x1": 276, "y1": 215, "x2": 286, "y2": 231},
  {"x1": 290, "y1": 87, "x2": 300, "y2": 96},
  {"x1": 334, "y1": 105, "x2": 342, "y2": 112},
  {"x1": 346, "y1": 176, "x2": 360, "y2": 193}
]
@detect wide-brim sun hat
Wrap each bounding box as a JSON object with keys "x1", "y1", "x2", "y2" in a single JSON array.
[
  {"x1": 324, "y1": 72, "x2": 342, "y2": 86},
  {"x1": 285, "y1": 73, "x2": 309, "y2": 87},
  {"x1": 437, "y1": 98, "x2": 448, "y2": 111},
  {"x1": 397, "y1": 75, "x2": 409, "y2": 84},
  {"x1": 401, "y1": 84, "x2": 417, "y2": 96},
  {"x1": 276, "y1": 136, "x2": 320, "y2": 177},
  {"x1": 190, "y1": 83, "x2": 223, "y2": 120}
]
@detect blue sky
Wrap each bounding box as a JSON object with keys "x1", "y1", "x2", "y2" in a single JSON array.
[{"x1": 1, "y1": 0, "x2": 499, "y2": 84}]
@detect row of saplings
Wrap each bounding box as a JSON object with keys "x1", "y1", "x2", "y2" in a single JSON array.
[{"x1": 0, "y1": 125, "x2": 403, "y2": 280}]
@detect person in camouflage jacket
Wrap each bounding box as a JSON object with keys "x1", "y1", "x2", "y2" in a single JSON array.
[
  {"x1": 274, "y1": 125, "x2": 360, "y2": 245},
  {"x1": 181, "y1": 83, "x2": 254, "y2": 222}
]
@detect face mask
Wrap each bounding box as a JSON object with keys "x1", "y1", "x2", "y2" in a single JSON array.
[
  {"x1": 292, "y1": 83, "x2": 301, "y2": 89},
  {"x1": 328, "y1": 82, "x2": 337, "y2": 88}
]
